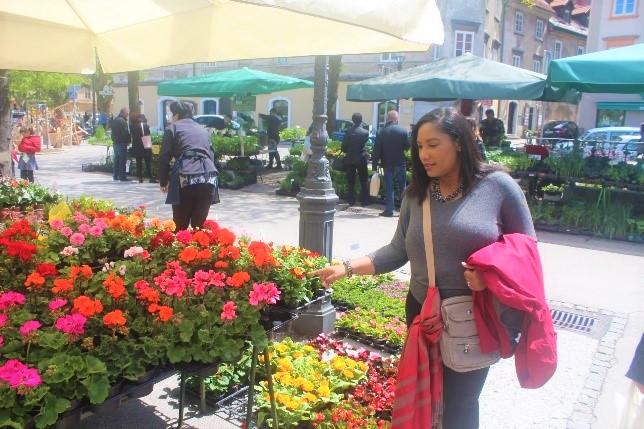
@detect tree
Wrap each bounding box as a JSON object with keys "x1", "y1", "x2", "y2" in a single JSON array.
[
  {"x1": 96, "y1": 60, "x2": 113, "y2": 116},
  {"x1": 0, "y1": 70, "x2": 11, "y2": 176},
  {"x1": 326, "y1": 55, "x2": 342, "y2": 137},
  {"x1": 8, "y1": 71, "x2": 88, "y2": 107},
  {"x1": 127, "y1": 71, "x2": 140, "y2": 116}
]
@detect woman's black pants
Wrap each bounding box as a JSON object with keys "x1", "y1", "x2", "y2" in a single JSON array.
[
  {"x1": 172, "y1": 184, "x2": 213, "y2": 231},
  {"x1": 405, "y1": 292, "x2": 489, "y2": 429},
  {"x1": 345, "y1": 162, "x2": 368, "y2": 204},
  {"x1": 136, "y1": 151, "x2": 153, "y2": 180}
]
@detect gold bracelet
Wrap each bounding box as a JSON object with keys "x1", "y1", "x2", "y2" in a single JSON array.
[{"x1": 342, "y1": 260, "x2": 353, "y2": 278}]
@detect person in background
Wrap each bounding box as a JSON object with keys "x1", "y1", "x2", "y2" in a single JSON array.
[
  {"x1": 111, "y1": 107, "x2": 131, "y2": 181},
  {"x1": 211, "y1": 114, "x2": 241, "y2": 136},
  {"x1": 17, "y1": 126, "x2": 41, "y2": 182},
  {"x1": 314, "y1": 107, "x2": 535, "y2": 429},
  {"x1": 479, "y1": 109, "x2": 505, "y2": 148},
  {"x1": 259, "y1": 108, "x2": 283, "y2": 169},
  {"x1": 372, "y1": 110, "x2": 410, "y2": 217},
  {"x1": 130, "y1": 114, "x2": 156, "y2": 183},
  {"x1": 467, "y1": 117, "x2": 486, "y2": 160},
  {"x1": 159, "y1": 101, "x2": 219, "y2": 231},
  {"x1": 341, "y1": 112, "x2": 370, "y2": 206}
]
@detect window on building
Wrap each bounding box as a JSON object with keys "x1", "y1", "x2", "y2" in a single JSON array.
[
  {"x1": 596, "y1": 110, "x2": 625, "y2": 127},
  {"x1": 276, "y1": 57, "x2": 288, "y2": 65},
  {"x1": 203, "y1": 100, "x2": 217, "y2": 115},
  {"x1": 614, "y1": 0, "x2": 637, "y2": 16},
  {"x1": 380, "y1": 53, "x2": 396, "y2": 62},
  {"x1": 544, "y1": 50, "x2": 552, "y2": 72},
  {"x1": 554, "y1": 41, "x2": 563, "y2": 59},
  {"x1": 533, "y1": 59, "x2": 542, "y2": 73},
  {"x1": 514, "y1": 11, "x2": 524, "y2": 33},
  {"x1": 577, "y1": 46, "x2": 585, "y2": 55},
  {"x1": 454, "y1": 31, "x2": 474, "y2": 56},
  {"x1": 535, "y1": 19, "x2": 545, "y2": 40},
  {"x1": 381, "y1": 66, "x2": 393, "y2": 75},
  {"x1": 512, "y1": 54, "x2": 522, "y2": 68},
  {"x1": 492, "y1": 46, "x2": 500, "y2": 61},
  {"x1": 432, "y1": 45, "x2": 442, "y2": 61}
]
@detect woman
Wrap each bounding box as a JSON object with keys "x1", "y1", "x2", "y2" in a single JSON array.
[
  {"x1": 159, "y1": 101, "x2": 219, "y2": 231},
  {"x1": 314, "y1": 107, "x2": 535, "y2": 428},
  {"x1": 341, "y1": 112, "x2": 370, "y2": 206},
  {"x1": 130, "y1": 114, "x2": 156, "y2": 183},
  {"x1": 466, "y1": 117, "x2": 486, "y2": 160},
  {"x1": 17, "y1": 126, "x2": 41, "y2": 182}
]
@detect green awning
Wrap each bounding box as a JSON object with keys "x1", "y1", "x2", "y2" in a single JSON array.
[
  {"x1": 547, "y1": 43, "x2": 644, "y2": 93},
  {"x1": 346, "y1": 53, "x2": 575, "y2": 102},
  {"x1": 596, "y1": 102, "x2": 644, "y2": 111},
  {"x1": 158, "y1": 67, "x2": 313, "y2": 97}
]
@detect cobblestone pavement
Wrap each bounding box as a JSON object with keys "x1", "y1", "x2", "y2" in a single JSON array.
[{"x1": 35, "y1": 143, "x2": 643, "y2": 429}]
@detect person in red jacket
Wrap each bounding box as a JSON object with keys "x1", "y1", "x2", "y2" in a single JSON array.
[{"x1": 17, "y1": 126, "x2": 41, "y2": 183}]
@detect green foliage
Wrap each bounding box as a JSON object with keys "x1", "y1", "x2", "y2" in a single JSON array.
[
  {"x1": 336, "y1": 308, "x2": 406, "y2": 348},
  {"x1": 289, "y1": 143, "x2": 304, "y2": 156},
  {"x1": 541, "y1": 183, "x2": 564, "y2": 194},
  {"x1": 94, "y1": 125, "x2": 106, "y2": 140},
  {"x1": 9, "y1": 71, "x2": 88, "y2": 106},
  {"x1": 0, "y1": 178, "x2": 62, "y2": 208},
  {"x1": 211, "y1": 135, "x2": 259, "y2": 157},
  {"x1": 332, "y1": 275, "x2": 404, "y2": 318},
  {"x1": 544, "y1": 151, "x2": 585, "y2": 178},
  {"x1": 487, "y1": 150, "x2": 535, "y2": 172},
  {"x1": 279, "y1": 127, "x2": 306, "y2": 141}
]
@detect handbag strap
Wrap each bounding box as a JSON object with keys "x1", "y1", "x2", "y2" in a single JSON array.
[{"x1": 422, "y1": 192, "x2": 436, "y2": 289}]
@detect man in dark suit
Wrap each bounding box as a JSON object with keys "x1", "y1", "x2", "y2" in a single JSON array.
[
  {"x1": 341, "y1": 113, "x2": 370, "y2": 206},
  {"x1": 111, "y1": 107, "x2": 131, "y2": 181},
  {"x1": 373, "y1": 110, "x2": 410, "y2": 217}
]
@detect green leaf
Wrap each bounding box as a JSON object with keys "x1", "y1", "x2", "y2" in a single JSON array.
[
  {"x1": 178, "y1": 319, "x2": 195, "y2": 342},
  {"x1": 0, "y1": 387, "x2": 17, "y2": 409},
  {"x1": 82, "y1": 374, "x2": 110, "y2": 404},
  {"x1": 0, "y1": 409, "x2": 22, "y2": 429},
  {"x1": 34, "y1": 394, "x2": 70, "y2": 429},
  {"x1": 167, "y1": 345, "x2": 187, "y2": 363},
  {"x1": 36, "y1": 331, "x2": 68, "y2": 351}
]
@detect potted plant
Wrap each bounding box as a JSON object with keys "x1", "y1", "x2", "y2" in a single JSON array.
[{"x1": 540, "y1": 183, "x2": 565, "y2": 201}]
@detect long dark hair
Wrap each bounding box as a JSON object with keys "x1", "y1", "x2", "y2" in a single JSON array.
[{"x1": 406, "y1": 107, "x2": 501, "y2": 204}]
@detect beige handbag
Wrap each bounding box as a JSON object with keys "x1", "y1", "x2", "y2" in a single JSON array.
[
  {"x1": 141, "y1": 123, "x2": 153, "y2": 149},
  {"x1": 422, "y1": 193, "x2": 500, "y2": 373}
]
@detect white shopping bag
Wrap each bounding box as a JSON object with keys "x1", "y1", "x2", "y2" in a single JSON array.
[
  {"x1": 369, "y1": 171, "x2": 381, "y2": 197},
  {"x1": 126, "y1": 159, "x2": 132, "y2": 173},
  {"x1": 300, "y1": 135, "x2": 313, "y2": 162}
]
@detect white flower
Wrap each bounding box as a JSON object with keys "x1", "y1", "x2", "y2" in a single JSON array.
[
  {"x1": 60, "y1": 246, "x2": 79, "y2": 257},
  {"x1": 124, "y1": 246, "x2": 145, "y2": 258},
  {"x1": 118, "y1": 265, "x2": 126, "y2": 276}
]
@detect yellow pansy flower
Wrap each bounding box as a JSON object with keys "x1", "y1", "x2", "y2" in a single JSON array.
[
  {"x1": 342, "y1": 369, "x2": 355, "y2": 379},
  {"x1": 277, "y1": 358, "x2": 294, "y2": 372}
]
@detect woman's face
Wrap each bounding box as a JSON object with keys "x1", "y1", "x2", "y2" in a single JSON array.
[
  {"x1": 416, "y1": 122, "x2": 460, "y2": 179},
  {"x1": 171, "y1": 113, "x2": 179, "y2": 123}
]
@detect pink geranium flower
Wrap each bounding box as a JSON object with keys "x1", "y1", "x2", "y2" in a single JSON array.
[
  {"x1": 61, "y1": 246, "x2": 79, "y2": 257},
  {"x1": 175, "y1": 230, "x2": 192, "y2": 244},
  {"x1": 60, "y1": 227, "x2": 73, "y2": 237},
  {"x1": 78, "y1": 223, "x2": 91, "y2": 234},
  {"x1": 55, "y1": 314, "x2": 87, "y2": 336},
  {"x1": 72, "y1": 212, "x2": 89, "y2": 224},
  {"x1": 220, "y1": 301, "x2": 237, "y2": 321},
  {"x1": 19, "y1": 320, "x2": 42, "y2": 337},
  {"x1": 0, "y1": 313, "x2": 7, "y2": 328},
  {"x1": 0, "y1": 360, "x2": 42, "y2": 390},
  {"x1": 49, "y1": 219, "x2": 64, "y2": 231},
  {"x1": 0, "y1": 335, "x2": 4, "y2": 348},
  {"x1": 69, "y1": 233, "x2": 85, "y2": 246},
  {"x1": 248, "y1": 282, "x2": 281, "y2": 306},
  {"x1": 89, "y1": 225, "x2": 104, "y2": 237},
  {"x1": 48, "y1": 298, "x2": 68, "y2": 311},
  {"x1": 124, "y1": 246, "x2": 145, "y2": 258},
  {"x1": 0, "y1": 291, "x2": 26, "y2": 311}
]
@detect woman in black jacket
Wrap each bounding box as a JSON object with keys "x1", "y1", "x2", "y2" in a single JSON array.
[
  {"x1": 159, "y1": 102, "x2": 219, "y2": 230},
  {"x1": 341, "y1": 113, "x2": 370, "y2": 206},
  {"x1": 130, "y1": 114, "x2": 156, "y2": 183}
]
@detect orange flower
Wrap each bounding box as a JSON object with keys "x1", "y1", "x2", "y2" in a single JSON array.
[
  {"x1": 226, "y1": 271, "x2": 251, "y2": 288},
  {"x1": 290, "y1": 267, "x2": 306, "y2": 279},
  {"x1": 157, "y1": 306, "x2": 174, "y2": 322},
  {"x1": 248, "y1": 241, "x2": 277, "y2": 268},
  {"x1": 103, "y1": 310, "x2": 127, "y2": 328},
  {"x1": 197, "y1": 248, "x2": 212, "y2": 261},
  {"x1": 136, "y1": 287, "x2": 160, "y2": 304},
  {"x1": 215, "y1": 228, "x2": 236, "y2": 246},
  {"x1": 192, "y1": 230, "x2": 211, "y2": 247},
  {"x1": 24, "y1": 272, "x2": 46, "y2": 288},
  {"x1": 162, "y1": 220, "x2": 176, "y2": 231},
  {"x1": 73, "y1": 295, "x2": 104, "y2": 317},
  {"x1": 147, "y1": 303, "x2": 160, "y2": 314},
  {"x1": 148, "y1": 218, "x2": 162, "y2": 229},
  {"x1": 103, "y1": 273, "x2": 126, "y2": 300},
  {"x1": 70, "y1": 264, "x2": 93, "y2": 281},
  {"x1": 52, "y1": 278, "x2": 74, "y2": 294},
  {"x1": 218, "y1": 245, "x2": 240, "y2": 260},
  {"x1": 214, "y1": 261, "x2": 229, "y2": 269},
  {"x1": 178, "y1": 246, "x2": 199, "y2": 264}
]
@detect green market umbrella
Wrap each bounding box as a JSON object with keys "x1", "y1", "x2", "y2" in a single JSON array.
[
  {"x1": 547, "y1": 43, "x2": 644, "y2": 93},
  {"x1": 157, "y1": 67, "x2": 313, "y2": 97},
  {"x1": 346, "y1": 53, "x2": 572, "y2": 102},
  {"x1": 158, "y1": 68, "x2": 314, "y2": 155}
]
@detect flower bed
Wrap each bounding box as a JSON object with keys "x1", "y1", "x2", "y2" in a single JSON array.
[
  {"x1": 0, "y1": 179, "x2": 62, "y2": 221},
  {"x1": 0, "y1": 198, "x2": 327, "y2": 428},
  {"x1": 335, "y1": 309, "x2": 406, "y2": 352},
  {"x1": 330, "y1": 275, "x2": 403, "y2": 319}
]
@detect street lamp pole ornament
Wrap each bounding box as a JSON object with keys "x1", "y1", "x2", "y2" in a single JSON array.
[{"x1": 297, "y1": 55, "x2": 338, "y2": 261}]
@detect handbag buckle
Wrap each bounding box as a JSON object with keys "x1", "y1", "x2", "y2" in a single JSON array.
[{"x1": 464, "y1": 343, "x2": 470, "y2": 354}]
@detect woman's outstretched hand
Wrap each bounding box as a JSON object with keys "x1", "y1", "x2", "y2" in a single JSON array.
[
  {"x1": 310, "y1": 264, "x2": 346, "y2": 288},
  {"x1": 462, "y1": 262, "x2": 487, "y2": 292}
]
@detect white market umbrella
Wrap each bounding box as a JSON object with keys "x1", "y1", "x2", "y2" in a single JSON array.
[{"x1": 0, "y1": 0, "x2": 444, "y2": 74}]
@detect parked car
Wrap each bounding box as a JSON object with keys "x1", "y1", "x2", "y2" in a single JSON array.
[
  {"x1": 331, "y1": 119, "x2": 375, "y2": 148},
  {"x1": 580, "y1": 126, "x2": 641, "y2": 160},
  {"x1": 613, "y1": 135, "x2": 643, "y2": 164},
  {"x1": 541, "y1": 120, "x2": 579, "y2": 142},
  {"x1": 193, "y1": 114, "x2": 241, "y2": 135}
]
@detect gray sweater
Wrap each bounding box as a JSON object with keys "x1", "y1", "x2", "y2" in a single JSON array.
[{"x1": 369, "y1": 171, "x2": 536, "y2": 305}]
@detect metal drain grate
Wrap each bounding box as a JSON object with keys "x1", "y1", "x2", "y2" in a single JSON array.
[{"x1": 550, "y1": 309, "x2": 597, "y2": 333}]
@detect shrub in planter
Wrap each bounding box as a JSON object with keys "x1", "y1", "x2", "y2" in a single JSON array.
[
  {"x1": 211, "y1": 135, "x2": 259, "y2": 158},
  {"x1": 279, "y1": 127, "x2": 306, "y2": 142}
]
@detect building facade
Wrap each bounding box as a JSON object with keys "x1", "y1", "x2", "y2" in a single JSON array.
[{"x1": 577, "y1": 0, "x2": 644, "y2": 131}]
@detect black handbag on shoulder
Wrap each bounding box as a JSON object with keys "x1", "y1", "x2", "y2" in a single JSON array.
[{"x1": 331, "y1": 156, "x2": 346, "y2": 172}]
